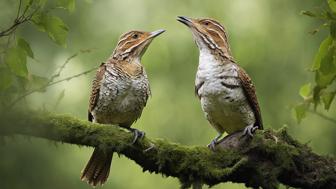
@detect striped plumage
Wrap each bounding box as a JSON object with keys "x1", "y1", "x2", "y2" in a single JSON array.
[
  {"x1": 88, "y1": 59, "x2": 150, "y2": 125},
  {"x1": 177, "y1": 16, "x2": 263, "y2": 149},
  {"x1": 81, "y1": 29, "x2": 164, "y2": 186}
]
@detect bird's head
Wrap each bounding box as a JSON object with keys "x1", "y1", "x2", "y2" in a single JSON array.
[
  {"x1": 112, "y1": 29, "x2": 165, "y2": 61},
  {"x1": 177, "y1": 16, "x2": 231, "y2": 57}
]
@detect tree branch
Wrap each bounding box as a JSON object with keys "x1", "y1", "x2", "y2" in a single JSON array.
[
  {"x1": 0, "y1": 110, "x2": 335, "y2": 189},
  {"x1": 0, "y1": 0, "x2": 41, "y2": 39},
  {"x1": 8, "y1": 67, "x2": 96, "y2": 108},
  {"x1": 0, "y1": 17, "x2": 29, "y2": 38},
  {"x1": 9, "y1": 49, "x2": 97, "y2": 108},
  {"x1": 307, "y1": 109, "x2": 336, "y2": 124}
]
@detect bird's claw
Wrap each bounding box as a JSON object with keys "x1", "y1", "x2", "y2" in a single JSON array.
[
  {"x1": 207, "y1": 139, "x2": 217, "y2": 151},
  {"x1": 207, "y1": 133, "x2": 222, "y2": 151},
  {"x1": 131, "y1": 129, "x2": 145, "y2": 144},
  {"x1": 243, "y1": 125, "x2": 258, "y2": 137}
]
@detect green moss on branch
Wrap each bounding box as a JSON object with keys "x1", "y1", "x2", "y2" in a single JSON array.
[{"x1": 0, "y1": 110, "x2": 335, "y2": 189}]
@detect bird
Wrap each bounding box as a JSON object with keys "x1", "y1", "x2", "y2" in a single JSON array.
[
  {"x1": 80, "y1": 29, "x2": 165, "y2": 186},
  {"x1": 177, "y1": 16, "x2": 263, "y2": 150}
]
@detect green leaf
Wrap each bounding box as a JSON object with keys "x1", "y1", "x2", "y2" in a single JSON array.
[
  {"x1": 4, "y1": 47, "x2": 28, "y2": 77},
  {"x1": 17, "y1": 38, "x2": 34, "y2": 58},
  {"x1": 319, "y1": 45, "x2": 336, "y2": 75},
  {"x1": 299, "y1": 83, "x2": 311, "y2": 98},
  {"x1": 31, "y1": 13, "x2": 44, "y2": 31},
  {"x1": 23, "y1": 0, "x2": 47, "y2": 7},
  {"x1": 57, "y1": 0, "x2": 75, "y2": 12},
  {"x1": 23, "y1": 0, "x2": 33, "y2": 6},
  {"x1": 312, "y1": 86, "x2": 322, "y2": 109},
  {"x1": 331, "y1": 21, "x2": 336, "y2": 39},
  {"x1": 315, "y1": 70, "x2": 336, "y2": 88},
  {"x1": 322, "y1": 91, "x2": 336, "y2": 110},
  {"x1": 0, "y1": 68, "x2": 13, "y2": 91},
  {"x1": 26, "y1": 74, "x2": 49, "y2": 92},
  {"x1": 312, "y1": 36, "x2": 333, "y2": 70},
  {"x1": 328, "y1": 0, "x2": 336, "y2": 13},
  {"x1": 294, "y1": 103, "x2": 309, "y2": 124},
  {"x1": 32, "y1": 12, "x2": 69, "y2": 47}
]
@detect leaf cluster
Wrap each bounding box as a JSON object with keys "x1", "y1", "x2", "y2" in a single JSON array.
[
  {"x1": 0, "y1": 0, "x2": 75, "y2": 109},
  {"x1": 295, "y1": 1, "x2": 336, "y2": 123}
]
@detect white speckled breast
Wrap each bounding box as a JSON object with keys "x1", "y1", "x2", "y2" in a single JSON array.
[
  {"x1": 195, "y1": 49, "x2": 255, "y2": 134},
  {"x1": 92, "y1": 64, "x2": 150, "y2": 126}
]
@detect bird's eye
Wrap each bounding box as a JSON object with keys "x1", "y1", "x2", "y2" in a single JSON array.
[
  {"x1": 204, "y1": 22, "x2": 209, "y2": 26},
  {"x1": 132, "y1": 34, "x2": 139, "y2": 39}
]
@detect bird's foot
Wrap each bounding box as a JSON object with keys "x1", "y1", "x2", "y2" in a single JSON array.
[
  {"x1": 207, "y1": 139, "x2": 217, "y2": 151},
  {"x1": 242, "y1": 124, "x2": 259, "y2": 137},
  {"x1": 128, "y1": 128, "x2": 145, "y2": 144},
  {"x1": 207, "y1": 134, "x2": 222, "y2": 151}
]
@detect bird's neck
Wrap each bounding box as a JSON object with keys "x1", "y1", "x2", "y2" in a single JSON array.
[
  {"x1": 199, "y1": 48, "x2": 233, "y2": 68},
  {"x1": 108, "y1": 51, "x2": 141, "y2": 64},
  {"x1": 118, "y1": 58, "x2": 144, "y2": 77}
]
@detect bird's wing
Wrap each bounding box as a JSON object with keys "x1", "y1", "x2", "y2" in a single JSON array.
[
  {"x1": 88, "y1": 62, "x2": 106, "y2": 122},
  {"x1": 144, "y1": 79, "x2": 151, "y2": 106},
  {"x1": 237, "y1": 66, "x2": 263, "y2": 129}
]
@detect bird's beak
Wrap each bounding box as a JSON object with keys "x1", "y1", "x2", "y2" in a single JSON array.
[
  {"x1": 149, "y1": 29, "x2": 165, "y2": 38},
  {"x1": 177, "y1": 16, "x2": 193, "y2": 27}
]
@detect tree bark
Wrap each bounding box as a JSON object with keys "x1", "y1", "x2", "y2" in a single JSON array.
[{"x1": 0, "y1": 110, "x2": 335, "y2": 189}]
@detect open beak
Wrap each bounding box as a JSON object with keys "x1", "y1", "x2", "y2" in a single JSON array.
[
  {"x1": 149, "y1": 29, "x2": 165, "y2": 38},
  {"x1": 177, "y1": 16, "x2": 193, "y2": 27}
]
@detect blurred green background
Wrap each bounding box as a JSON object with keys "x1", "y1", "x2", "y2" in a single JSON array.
[{"x1": 0, "y1": 0, "x2": 335, "y2": 188}]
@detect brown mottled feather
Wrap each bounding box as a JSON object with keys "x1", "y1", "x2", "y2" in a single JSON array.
[
  {"x1": 237, "y1": 66, "x2": 263, "y2": 129},
  {"x1": 116, "y1": 60, "x2": 144, "y2": 77},
  {"x1": 88, "y1": 62, "x2": 106, "y2": 122}
]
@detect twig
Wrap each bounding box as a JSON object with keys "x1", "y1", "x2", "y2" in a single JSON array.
[
  {"x1": 0, "y1": 1, "x2": 37, "y2": 38},
  {"x1": 16, "y1": 0, "x2": 22, "y2": 19},
  {"x1": 19, "y1": 3, "x2": 31, "y2": 20},
  {"x1": 47, "y1": 67, "x2": 97, "y2": 88},
  {"x1": 308, "y1": 109, "x2": 336, "y2": 124},
  {"x1": 47, "y1": 49, "x2": 97, "y2": 84},
  {"x1": 48, "y1": 53, "x2": 79, "y2": 84},
  {"x1": 9, "y1": 67, "x2": 97, "y2": 108},
  {"x1": 0, "y1": 18, "x2": 29, "y2": 37},
  {"x1": 8, "y1": 48, "x2": 96, "y2": 107}
]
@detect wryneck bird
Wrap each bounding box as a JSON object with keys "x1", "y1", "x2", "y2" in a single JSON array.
[
  {"x1": 177, "y1": 16, "x2": 263, "y2": 150},
  {"x1": 81, "y1": 29, "x2": 165, "y2": 186}
]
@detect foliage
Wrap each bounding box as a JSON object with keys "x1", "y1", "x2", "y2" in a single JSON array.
[
  {"x1": 295, "y1": 1, "x2": 336, "y2": 123},
  {"x1": 0, "y1": 0, "x2": 74, "y2": 109}
]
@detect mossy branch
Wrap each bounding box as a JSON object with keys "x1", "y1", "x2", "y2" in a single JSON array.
[{"x1": 0, "y1": 110, "x2": 335, "y2": 189}]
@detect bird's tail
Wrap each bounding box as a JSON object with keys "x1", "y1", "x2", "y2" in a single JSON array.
[{"x1": 80, "y1": 148, "x2": 113, "y2": 187}]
